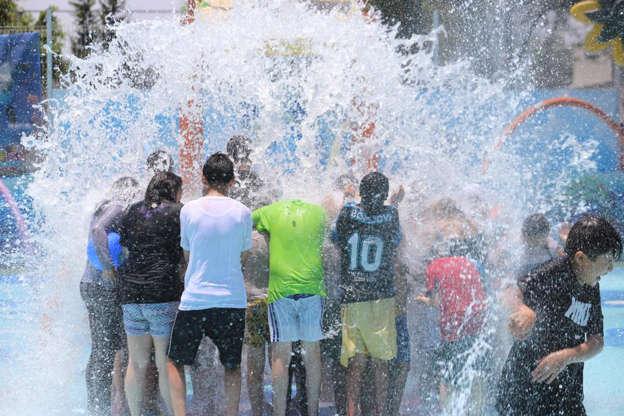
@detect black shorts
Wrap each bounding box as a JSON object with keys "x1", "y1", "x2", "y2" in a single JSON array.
[{"x1": 168, "y1": 308, "x2": 245, "y2": 369}]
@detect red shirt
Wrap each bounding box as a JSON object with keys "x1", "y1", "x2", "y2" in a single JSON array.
[{"x1": 426, "y1": 257, "x2": 487, "y2": 342}]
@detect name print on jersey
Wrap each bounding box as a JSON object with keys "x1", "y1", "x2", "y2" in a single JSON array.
[
  {"x1": 564, "y1": 296, "x2": 592, "y2": 327},
  {"x1": 349, "y1": 208, "x2": 394, "y2": 224}
]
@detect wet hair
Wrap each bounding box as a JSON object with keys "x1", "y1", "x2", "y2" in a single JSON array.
[
  {"x1": 430, "y1": 198, "x2": 464, "y2": 220},
  {"x1": 359, "y1": 172, "x2": 389, "y2": 214},
  {"x1": 144, "y1": 171, "x2": 182, "y2": 206},
  {"x1": 110, "y1": 176, "x2": 140, "y2": 206},
  {"x1": 522, "y1": 213, "x2": 550, "y2": 240},
  {"x1": 335, "y1": 173, "x2": 357, "y2": 191},
  {"x1": 226, "y1": 135, "x2": 252, "y2": 163},
  {"x1": 565, "y1": 215, "x2": 622, "y2": 260},
  {"x1": 146, "y1": 149, "x2": 174, "y2": 174},
  {"x1": 202, "y1": 152, "x2": 234, "y2": 187}
]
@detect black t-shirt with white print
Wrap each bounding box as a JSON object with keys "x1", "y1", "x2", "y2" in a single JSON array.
[
  {"x1": 333, "y1": 203, "x2": 401, "y2": 304},
  {"x1": 497, "y1": 257, "x2": 603, "y2": 416}
]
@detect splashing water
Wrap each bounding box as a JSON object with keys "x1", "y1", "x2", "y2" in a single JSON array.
[{"x1": 4, "y1": 1, "x2": 603, "y2": 415}]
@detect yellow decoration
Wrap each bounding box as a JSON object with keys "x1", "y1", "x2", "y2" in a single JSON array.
[
  {"x1": 570, "y1": 0, "x2": 624, "y2": 66},
  {"x1": 197, "y1": 0, "x2": 233, "y2": 20},
  {"x1": 264, "y1": 38, "x2": 314, "y2": 57}
]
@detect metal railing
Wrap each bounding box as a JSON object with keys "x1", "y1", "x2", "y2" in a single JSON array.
[{"x1": 0, "y1": 26, "x2": 47, "y2": 34}]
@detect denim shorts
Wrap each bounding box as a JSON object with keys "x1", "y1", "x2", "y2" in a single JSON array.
[
  {"x1": 268, "y1": 294, "x2": 324, "y2": 343},
  {"x1": 122, "y1": 301, "x2": 179, "y2": 337}
]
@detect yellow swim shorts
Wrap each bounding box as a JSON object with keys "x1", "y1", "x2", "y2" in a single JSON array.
[{"x1": 340, "y1": 297, "x2": 397, "y2": 366}]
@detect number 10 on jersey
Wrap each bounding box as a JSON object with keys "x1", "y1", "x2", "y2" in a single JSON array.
[{"x1": 347, "y1": 232, "x2": 384, "y2": 272}]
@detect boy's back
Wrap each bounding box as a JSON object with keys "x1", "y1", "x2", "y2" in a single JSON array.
[
  {"x1": 334, "y1": 202, "x2": 401, "y2": 303},
  {"x1": 252, "y1": 199, "x2": 326, "y2": 303},
  {"x1": 180, "y1": 195, "x2": 252, "y2": 310}
]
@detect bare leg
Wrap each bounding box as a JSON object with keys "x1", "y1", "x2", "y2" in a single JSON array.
[
  {"x1": 271, "y1": 342, "x2": 293, "y2": 416},
  {"x1": 246, "y1": 344, "x2": 267, "y2": 416},
  {"x1": 125, "y1": 335, "x2": 152, "y2": 416},
  {"x1": 469, "y1": 377, "x2": 486, "y2": 416},
  {"x1": 142, "y1": 349, "x2": 160, "y2": 415},
  {"x1": 153, "y1": 336, "x2": 174, "y2": 414},
  {"x1": 320, "y1": 336, "x2": 346, "y2": 416},
  {"x1": 189, "y1": 338, "x2": 220, "y2": 415},
  {"x1": 439, "y1": 382, "x2": 450, "y2": 413},
  {"x1": 372, "y1": 359, "x2": 389, "y2": 416},
  {"x1": 167, "y1": 360, "x2": 186, "y2": 416},
  {"x1": 386, "y1": 362, "x2": 409, "y2": 415},
  {"x1": 111, "y1": 349, "x2": 128, "y2": 416},
  {"x1": 346, "y1": 354, "x2": 366, "y2": 416},
  {"x1": 301, "y1": 341, "x2": 321, "y2": 416},
  {"x1": 224, "y1": 367, "x2": 242, "y2": 416}
]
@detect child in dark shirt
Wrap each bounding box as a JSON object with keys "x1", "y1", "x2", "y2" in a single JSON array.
[{"x1": 497, "y1": 215, "x2": 622, "y2": 415}]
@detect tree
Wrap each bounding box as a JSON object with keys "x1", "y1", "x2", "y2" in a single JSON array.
[
  {"x1": 70, "y1": 0, "x2": 99, "y2": 58},
  {"x1": 365, "y1": 0, "x2": 425, "y2": 38},
  {"x1": 0, "y1": 1, "x2": 66, "y2": 92},
  {"x1": 0, "y1": 0, "x2": 34, "y2": 29},
  {"x1": 99, "y1": 0, "x2": 126, "y2": 48},
  {"x1": 34, "y1": 7, "x2": 67, "y2": 88}
]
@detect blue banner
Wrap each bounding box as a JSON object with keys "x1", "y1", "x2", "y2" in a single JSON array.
[{"x1": 0, "y1": 32, "x2": 42, "y2": 149}]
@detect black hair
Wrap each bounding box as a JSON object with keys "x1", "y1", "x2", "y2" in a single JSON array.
[
  {"x1": 145, "y1": 171, "x2": 182, "y2": 206},
  {"x1": 522, "y1": 213, "x2": 550, "y2": 240},
  {"x1": 202, "y1": 152, "x2": 235, "y2": 187},
  {"x1": 565, "y1": 215, "x2": 622, "y2": 260},
  {"x1": 226, "y1": 135, "x2": 252, "y2": 163},
  {"x1": 110, "y1": 176, "x2": 140, "y2": 206},
  {"x1": 146, "y1": 149, "x2": 174, "y2": 173},
  {"x1": 359, "y1": 172, "x2": 389, "y2": 214}
]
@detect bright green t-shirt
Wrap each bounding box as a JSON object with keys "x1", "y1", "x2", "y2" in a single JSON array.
[{"x1": 252, "y1": 199, "x2": 326, "y2": 303}]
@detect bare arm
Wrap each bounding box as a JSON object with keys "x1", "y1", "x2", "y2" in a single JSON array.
[
  {"x1": 505, "y1": 285, "x2": 537, "y2": 340},
  {"x1": 389, "y1": 185, "x2": 405, "y2": 207},
  {"x1": 415, "y1": 291, "x2": 440, "y2": 308},
  {"x1": 394, "y1": 260, "x2": 409, "y2": 316},
  {"x1": 242, "y1": 249, "x2": 261, "y2": 300},
  {"x1": 179, "y1": 251, "x2": 188, "y2": 283},
  {"x1": 532, "y1": 334, "x2": 604, "y2": 384},
  {"x1": 241, "y1": 250, "x2": 251, "y2": 279}
]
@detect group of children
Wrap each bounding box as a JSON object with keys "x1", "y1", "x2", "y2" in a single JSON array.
[{"x1": 81, "y1": 137, "x2": 622, "y2": 416}]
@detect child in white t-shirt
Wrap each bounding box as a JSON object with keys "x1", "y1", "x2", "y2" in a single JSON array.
[{"x1": 166, "y1": 152, "x2": 252, "y2": 416}]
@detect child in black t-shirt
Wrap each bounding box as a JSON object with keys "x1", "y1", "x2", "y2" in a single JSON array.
[{"x1": 497, "y1": 215, "x2": 622, "y2": 416}]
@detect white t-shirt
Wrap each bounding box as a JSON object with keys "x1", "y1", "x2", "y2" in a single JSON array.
[{"x1": 179, "y1": 196, "x2": 252, "y2": 310}]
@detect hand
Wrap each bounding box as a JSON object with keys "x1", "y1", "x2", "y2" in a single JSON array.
[
  {"x1": 103, "y1": 269, "x2": 117, "y2": 283},
  {"x1": 415, "y1": 294, "x2": 431, "y2": 306},
  {"x1": 344, "y1": 183, "x2": 357, "y2": 200},
  {"x1": 389, "y1": 185, "x2": 405, "y2": 206},
  {"x1": 508, "y1": 304, "x2": 536, "y2": 340},
  {"x1": 532, "y1": 349, "x2": 572, "y2": 384}
]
